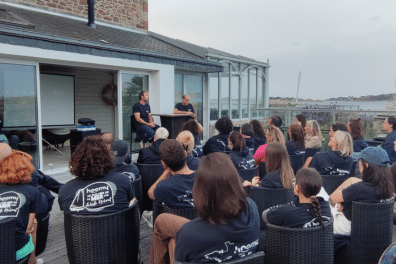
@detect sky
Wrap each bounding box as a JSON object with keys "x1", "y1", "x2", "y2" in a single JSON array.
[{"x1": 148, "y1": 0, "x2": 396, "y2": 100}]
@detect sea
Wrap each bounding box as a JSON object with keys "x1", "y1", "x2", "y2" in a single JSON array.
[{"x1": 297, "y1": 100, "x2": 394, "y2": 111}]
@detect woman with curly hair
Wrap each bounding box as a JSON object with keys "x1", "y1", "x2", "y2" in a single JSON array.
[
  {"x1": 0, "y1": 145, "x2": 43, "y2": 264},
  {"x1": 203, "y1": 116, "x2": 233, "y2": 155},
  {"x1": 58, "y1": 135, "x2": 135, "y2": 215},
  {"x1": 347, "y1": 118, "x2": 369, "y2": 153},
  {"x1": 250, "y1": 119, "x2": 266, "y2": 150},
  {"x1": 180, "y1": 119, "x2": 204, "y2": 157}
]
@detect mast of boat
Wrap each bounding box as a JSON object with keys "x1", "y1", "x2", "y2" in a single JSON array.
[{"x1": 295, "y1": 71, "x2": 301, "y2": 104}]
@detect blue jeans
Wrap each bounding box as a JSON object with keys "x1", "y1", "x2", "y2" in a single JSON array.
[{"x1": 135, "y1": 124, "x2": 160, "y2": 143}]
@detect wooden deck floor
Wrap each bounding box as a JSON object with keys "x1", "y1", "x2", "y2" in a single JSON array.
[{"x1": 38, "y1": 169, "x2": 153, "y2": 264}]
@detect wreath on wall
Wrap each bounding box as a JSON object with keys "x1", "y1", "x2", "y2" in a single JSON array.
[{"x1": 102, "y1": 84, "x2": 117, "y2": 106}]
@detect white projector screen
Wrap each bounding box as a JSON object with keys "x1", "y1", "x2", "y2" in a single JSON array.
[{"x1": 40, "y1": 74, "x2": 75, "y2": 126}]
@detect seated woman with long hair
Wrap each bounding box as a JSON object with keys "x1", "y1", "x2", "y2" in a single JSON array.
[
  {"x1": 253, "y1": 126, "x2": 285, "y2": 165},
  {"x1": 228, "y1": 131, "x2": 256, "y2": 170},
  {"x1": 180, "y1": 119, "x2": 204, "y2": 157},
  {"x1": 250, "y1": 119, "x2": 266, "y2": 150},
  {"x1": 58, "y1": 135, "x2": 135, "y2": 215},
  {"x1": 304, "y1": 120, "x2": 323, "y2": 148},
  {"x1": 295, "y1": 114, "x2": 307, "y2": 130},
  {"x1": 263, "y1": 168, "x2": 331, "y2": 228},
  {"x1": 347, "y1": 118, "x2": 369, "y2": 153},
  {"x1": 287, "y1": 123, "x2": 306, "y2": 156},
  {"x1": 0, "y1": 146, "x2": 43, "y2": 264},
  {"x1": 330, "y1": 147, "x2": 394, "y2": 235},
  {"x1": 307, "y1": 131, "x2": 354, "y2": 175},
  {"x1": 244, "y1": 142, "x2": 294, "y2": 189},
  {"x1": 150, "y1": 152, "x2": 260, "y2": 264}
]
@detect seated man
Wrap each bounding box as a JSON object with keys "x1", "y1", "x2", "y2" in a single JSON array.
[
  {"x1": 133, "y1": 91, "x2": 160, "y2": 144},
  {"x1": 100, "y1": 132, "x2": 132, "y2": 164},
  {"x1": 109, "y1": 140, "x2": 140, "y2": 181},
  {"x1": 174, "y1": 94, "x2": 195, "y2": 121},
  {"x1": 137, "y1": 127, "x2": 169, "y2": 164}
]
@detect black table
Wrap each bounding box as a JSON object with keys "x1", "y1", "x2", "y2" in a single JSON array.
[
  {"x1": 70, "y1": 128, "x2": 101, "y2": 153},
  {"x1": 152, "y1": 114, "x2": 191, "y2": 139}
]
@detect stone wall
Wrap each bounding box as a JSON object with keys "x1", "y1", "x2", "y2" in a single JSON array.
[{"x1": 6, "y1": 0, "x2": 148, "y2": 30}]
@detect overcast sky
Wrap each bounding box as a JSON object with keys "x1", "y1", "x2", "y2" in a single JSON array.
[{"x1": 148, "y1": 0, "x2": 396, "y2": 100}]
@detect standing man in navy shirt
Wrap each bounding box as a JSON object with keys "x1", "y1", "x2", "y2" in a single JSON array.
[
  {"x1": 133, "y1": 91, "x2": 160, "y2": 144},
  {"x1": 174, "y1": 94, "x2": 195, "y2": 121},
  {"x1": 381, "y1": 117, "x2": 396, "y2": 165}
]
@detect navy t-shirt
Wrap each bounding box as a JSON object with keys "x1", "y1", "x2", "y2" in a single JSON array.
[
  {"x1": 263, "y1": 197, "x2": 332, "y2": 228},
  {"x1": 228, "y1": 149, "x2": 256, "y2": 170},
  {"x1": 341, "y1": 181, "x2": 382, "y2": 220},
  {"x1": 0, "y1": 184, "x2": 42, "y2": 251},
  {"x1": 154, "y1": 171, "x2": 196, "y2": 208},
  {"x1": 309, "y1": 151, "x2": 354, "y2": 175},
  {"x1": 382, "y1": 130, "x2": 396, "y2": 165},
  {"x1": 186, "y1": 155, "x2": 200, "y2": 171},
  {"x1": 58, "y1": 172, "x2": 135, "y2": 215},
  {"x1": 259, "y1": 170, "x2": 284, "y2": 188},
  {"x1": 192, "y1": 134, "x2": 204, "y2": 158},
  {"x1": 133, "y1": 102, "x2": 151, "y2": 126},
  {"x1": 286, "y1": 141, "x2": 306, "y2": 156},
  {"x1": 175, "y1": 198, "x2": 260, "y2": 263},
  {"x1": 109, "y1": 164, "x2": 140, "y2": 181},
  {"x1": 175, "y1": 103, "x2": 195, "y2": 121},
  {"x1": 203, "y1": 133, "x2": 231, "y2": 155}
]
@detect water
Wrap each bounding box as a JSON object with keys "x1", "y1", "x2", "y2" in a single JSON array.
[{"x1": 297, "y1": 100, "x2": 393, "y2": 111}]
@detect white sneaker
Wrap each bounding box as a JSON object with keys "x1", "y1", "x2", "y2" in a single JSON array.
[
  {"x1": 36, "y1": 258, "x2": 44, "y2": 264},
  {"x1": 142, "y1": 210, "x2": 153, "y2": 228}
]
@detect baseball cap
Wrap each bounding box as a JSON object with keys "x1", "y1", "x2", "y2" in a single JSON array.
[
  {"x1": 355, "y1": 146, "x2": 389, "y2": 167},
  {"x1": 111, "y1": 140, "x2": 128, "y2": 165}
]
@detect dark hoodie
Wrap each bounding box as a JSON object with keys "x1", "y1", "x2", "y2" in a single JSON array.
[
  {"x1": 252, "y1": 135, "x2": 266, "y2": 151},
  {"x1": 353, "y1": 138, "x2": 369, "y2": 153},
  {"x1": 202, "y1": 133, "x2": 230, "y2": 155},
  {"x1": 137, "y1": 139, "x2": 165, "y2": 164},
  {"x1": 244, "y1": 137, "x2": 255, "y2": 154},
  {"x1": 175, "y1": 198, "x2": 260, "y2": 263},
  {"x1": 192, "y1": 134, "x2": 204, "y2": 158},
  {"x1": 229, "y1": 148, "x2": 256, "y2": 170},
  {"x1": 186, "y1": 155, "x2": 200, "y2": 171},
  {"x1": 309, "y1": 151, "x2": 354, "y2": 175}
]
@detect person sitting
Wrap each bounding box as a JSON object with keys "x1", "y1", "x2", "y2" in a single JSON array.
[
  {"x1": 330, "y1": 147, "x2": 394, "y2": 235},
  {"x1": 0, "y1": 147, "x2": 44, "y2": 264},
  {"x1": 268, "y1": 116, "x2": 283, "y2": 133},
  {"x1": 203, "y1": 117, "x2": 233, "y2": 155},
  {"x1": 295, "y1": 114, "x2": 307, "y2": 130},
  {"x1": 307, "y1": 131, "x2": 354, "y2": 175},
  {"x1": 137, "y1": 127, "x2": 169, "y2": 164},
  {"x1": 109, "y1": 140, "x2": 140, "y2": 181},
  {"x1": 254, "y1": 126, "x2": 285, "y2": 165},
  {"x1": 263, "y1": 167, "x2": 331, "y2": 228},
  {"x1": 176, "y1": 131, "x2": 200, "y2": 171},
  {"x1": 241, "y1": 123, "x2": 255, "y2": 153},
  {"x1": 286, "y1": 123, "x2": 306, "y2": 156},
  {"x1": 148, "y1": 139, "x2": 196, "y2": 208},
  {"x1": 244, "y1": 141, "x2": 294, "y2": 189},
  {"x1": 180, "y1": 119, "x2": 204, "y2": 158},
  {"x1": 347, "y1": 118, "x2": 369, "y2": 153},
  {"x1": 329, "y1": 123, "x2": 348, "y2": 138},
  {"x1": 149, "y1": 152, "x2": 260, "y2": 264},
  {"x1": 100, "y1": 132, "x2": 132, "y2": 164},
  {"x1": 228, "y1": 131, "x2": 256, "y2": 170},
  {"x1": 381, "y1": 117, "x2": 396, "y2": 165},
  {"x1": 250, "y1": 119, "x2": 266, "y2": 150},
  {"x1": 58, "y1": 135, "x2": 135, "y2": 215},
  {"x1": 304, "y1": 120, "x2": 323, "y2": 148}
]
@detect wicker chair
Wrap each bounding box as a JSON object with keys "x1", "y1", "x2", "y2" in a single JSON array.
[
  {"x1": 152, "y1": 201, "x2": 198, "y2": 223},
  {"x1": 35, "y1": 213, "x2": 50, "y2": 256},
  {"x1": 304, "y1": 147, "x2": 321, "y2": 161},
  {"x1": 238, "y1": 167, "x2": 258, "y2": 182},
  {"x1": 264, "y1": 217, "x2": 334, "y2": 264},
  {"x1": 136, "y1": 163, "x2": 164, "y2": 211},
  {"x1": 245, "y1": 185, "x2": 295, "y2": 229},
  {"x1": 258, "y1": 161, "x2": 266, "y2": 179},
  {"x1": 0, "y1": 218, "x2": 30, "y2": 264},
  {"x1": 64, "y1": 201, "x2": 140, "y2": 264},
  {"x1": 174, "y1": 251, "x2": 265, "y2": 264},
  {"x1": 130, "y1": 175, "x2": 143, "y2": 212},
  {"x1": 289, "y1": 154, "x2": 304, "y2": 174},
  {"x1": 321, "y1": 174, "x2": 350, "y2": 195},
  {"x1": 349, "y1": 200, "x2": 393, "y2": 264}
]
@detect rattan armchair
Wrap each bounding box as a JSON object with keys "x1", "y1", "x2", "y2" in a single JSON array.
[
  {"x1": 0, "y1": 218, "x2": 30, "y2": 264},
  {"x1": 152, "y1": 201, "x2": 198, "y2": 223},
  {"x1": 321, "y1": 174, "x2": 350, "y2": 195},
  {"x1": 174, "y1": 251, "x2": 265, "y2": 264},
  {"x1": 136, "y1": 163, "x2": 164, "y2": 211},
  {"x1": 238, "y1": 167, "x2": 258, "y2": 182}
]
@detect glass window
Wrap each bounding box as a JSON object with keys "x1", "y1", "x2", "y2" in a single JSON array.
[
  {"x1": 186, "y1": 75, "x2": 203, "y2": 124},
  {"x1": 241, "y1": 68, "x2": 248, "y2": 118},
  {"x1": 209, "y1": 72, "x2": 219, "y2": 121},
  {"x1": 220, "y1": 63, "x2": 229, "y2": 117},
  {"x1": 0, "y1": 63, "x2": 38, "y2": 166},
  {"x1": 122, "y1": 73, "x2": 148, "y2": 152},
  {"x1": 174, "y1": 74, "x2": 183, "y2": 105},
  {"x1": 250, "y1": 69, "x2": 257, "y2": 118},
  {"x1": 231, "y1": 64, "x2": 239, "y2": 119}
]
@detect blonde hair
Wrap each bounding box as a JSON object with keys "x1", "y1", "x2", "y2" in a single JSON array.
[
  {"x1": 307, "y1": 120, "x2": 322, "y2": 139},
  {"x1": 155, "y1": 127, "x2": 169, "y2": 140},
  {"x1": 334, "y1": 130, "x2": 353, "y2": 157},
  {"x1": 266, "y1": 126, "x2": 285, "y2": 145},
  {"x1": 176, "y1": 130, "x2": 195, "y2": 154}
]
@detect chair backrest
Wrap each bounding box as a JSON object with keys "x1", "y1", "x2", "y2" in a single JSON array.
[
  {"x1": 136, "y1": 163, "x2": 165, "y2": 211},
  {"x1": 321, "y1": 174, "x2": 350, "y2": 195},
  {"x1": 258, "y1": 162, "x2": 266, "y2": 179},
  {"x1": 152, "y1": 201, "x2": 198, "y2": 223},
  {"x1": 289, "y1": 155, "x2": 304, "y2": 174},
  {"x1": 245, "y1": 185, "x2": 295, "y2": 229},
  {"x1": 0, "y1": 218, "x2": 16, "y2": 264},
  {"x1": 64, "y1": 201, "x2": 140, "y2": 264},
  {"x1": 130, "y1": 114, "x2": 136, "y2": 132},
  {"x1": 264, "y1": 218, "x2": 334, "y2": 264},
  {"x1": 238, "y1": 167, "x2": 258, "y2": 182},
  {"x1": 304, "y1": 147, "x2": 321, "y2": 161},
  {"x1": 174, "y1": 251, "x2": 265, "y2": 264},
  {"x1": 350, "y1": 200, "x2": 393, "y2": 264},
  {"x1": 130, "y1": 175, "x2": 143, "y2": 213}
]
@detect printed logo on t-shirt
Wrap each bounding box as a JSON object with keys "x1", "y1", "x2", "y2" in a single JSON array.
[
  {"x1": 303, "y1": 216, "x2": 332, "y2": 228},
  {"x1": 122, "y1": 172, "x2": 136, "y2": 181},
  {"x1": 70, "y1": 182, "x2": 117, "y2": 212},
  {"x1": 177, "y1": 190, "x2": 194, "y2": 206},
  {"x1": 205, "y1": 240, "x2": 259, "y2": 262},
  {"x1": 216, "y1": 139, "x2": 228, "y2": 151},
  {"x1": 0, "y1": 191, "x2": 26, "y2": 218}
]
